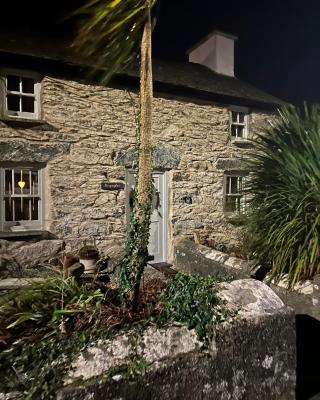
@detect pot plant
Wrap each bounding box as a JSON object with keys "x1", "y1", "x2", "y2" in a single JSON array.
[{"x1": 79, "y1": 245, "x2": 100, "y2": 274}]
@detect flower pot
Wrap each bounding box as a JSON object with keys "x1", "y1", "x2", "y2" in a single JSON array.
[{"x1": 78, "y1": 246, "x2": 100, "y2": 274}]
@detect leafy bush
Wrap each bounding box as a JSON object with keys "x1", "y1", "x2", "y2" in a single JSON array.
[
  {"x1": 245, "y1": 104, "x2": 320, "y2": 288},
  {"x1": 159, "y1": 273, "x2": 229, "y2": 342}
]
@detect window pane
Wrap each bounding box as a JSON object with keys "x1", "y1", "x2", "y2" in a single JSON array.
[
  {"x1": 225, "y1": 197, "x2": 236, "y2": 212},
  {"x1": 22, "y1": 96, "x2": 35, "y2": 113},
  {"x1": 7, "y1": 94, "x2": 20, "y2": 112},
  {"x1": 231, "y1": 125, "x2": 237, "y2": 137},
  {"x1": 22, "y1": 77, "x2": 34, "y2": 94},
  {"x1": 31, "y1": 199, "x2": 39, "y2": 220},
  {"x1": 31, "y1": 170, "x2": 39, "y2": 196},
  {"x1": 231, "y1": 111, "x2": 238, "y2": 123},
  {"x1": 230, "y1": 177, "x2": 238, "y2": 194},
  {"x1": 13, "y1": 197, "x2": 32, "y2": 221},
  {"x1": 238, "y1": 177, "x2": 243, "y2": 192},
  {"x1": 239, "y1": 113, "x2": 245, "y2": 123},
  {"x1": 4, "y1": 198, "x2": 13, "y2": 221},
  {"x1": 226, "y1": 176, "x2": 231, "y2": 194},
  {"x1": 4, "y1": 170, "x2": 12, "y2": 195},
  {"x1": 237, "y1": 126, "x2": 244, "y2": 138},
  {"x1": 7, "y1": 75, "x2": 20, "y2": 91},
  {"x1": 14, "y1": 169, "x2": 30, "y2": 195}
]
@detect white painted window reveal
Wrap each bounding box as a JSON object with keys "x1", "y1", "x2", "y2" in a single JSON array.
[
  {"x1": 224, "y1": 173, "x2": 246, "y2": 214},
  {"x1": 0, "y1": 166, "x2": 43, "y2": 231},
  {"x1": 1, "y1": 70, "x2": 41, "y2": 120},
  {"x1": 230, "y1": 110, "x2": 249, "y2": 141}
]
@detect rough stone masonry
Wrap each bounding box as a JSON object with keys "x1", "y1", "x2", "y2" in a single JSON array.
[{"x1": 0, "y1": 74, "x2": 272, "y2": 263}]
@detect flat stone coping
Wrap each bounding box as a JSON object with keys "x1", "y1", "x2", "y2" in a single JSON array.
[{"x1": 0, "y1": 278, "x2": 44, "y2": 290}]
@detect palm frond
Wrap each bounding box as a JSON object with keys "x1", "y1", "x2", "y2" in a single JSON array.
[
  {"x1": 245, "y1": 104, "x2": 320, "y2": 288},
  {"x1": 73, "y1": 0, "x2": 156, "y2": 83}
]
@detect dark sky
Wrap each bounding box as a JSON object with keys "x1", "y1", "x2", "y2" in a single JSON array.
[{"x1": 2, "y1": 0, "x2": 320, "y2": 104}]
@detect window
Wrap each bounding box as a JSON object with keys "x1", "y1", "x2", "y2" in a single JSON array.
[
  {"x1": 224, "y1": 173, "x2": 246, "y2": 214},
  {"x1": 230, "y1": 109, "x2": 249, "y2": 141},
  {"x1": 1, "y1": 69, "x2": 41, "y2": 120},
  {"x1": 0, "y1": 166, "x2": 44, "y2": 231}
]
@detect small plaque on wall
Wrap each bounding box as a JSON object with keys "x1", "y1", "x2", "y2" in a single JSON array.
[{"x1": 101, "y1": 182, "x2": 125, "y2": 191}]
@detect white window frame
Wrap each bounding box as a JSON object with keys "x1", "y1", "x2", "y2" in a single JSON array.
[
  {"x1": 0, "y1": 164, "x2": 44, "y2": 232},
  {"x1": 229, "y1": 106, "x2": 249, "y2": 142},
  {"x1": 1, "y1": 68, "x2": 41, "y2": 120},
  {"x1": 224, "y1": 172, "x2": 246, "y2": 215}
]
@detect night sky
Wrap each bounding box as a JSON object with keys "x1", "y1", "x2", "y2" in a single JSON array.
[{"x1": 2, "y1": 0, "x2": 320, "y2": 104}]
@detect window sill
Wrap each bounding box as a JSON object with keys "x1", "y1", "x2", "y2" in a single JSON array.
[
  {"x1": 0, "y1": 116, "x2": 46, "y2": 127},
  {"x1": 231, "y1": 139, "x2": 253, "y2": 148},
  {"x1": 225, "y1": 213, "x2": 247, "y2": 226},
  {"x1": 0, "y1": 230, "x2": 46, "y2": 239}
]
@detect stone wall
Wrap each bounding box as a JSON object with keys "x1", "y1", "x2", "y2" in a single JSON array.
[
  {"x1": 1, "y1": 279, "x2": 295, "y2": 400},
  {"x1": 0, "y1": 73, "x2": 273, "y2": 260}
]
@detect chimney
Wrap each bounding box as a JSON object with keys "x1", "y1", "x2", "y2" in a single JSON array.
[{"x1": 187, "y1": 30, "x2": 237, "y2": 77}]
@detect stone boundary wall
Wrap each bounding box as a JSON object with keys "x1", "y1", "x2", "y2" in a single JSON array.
[{"x1": 0, "y1": 279, "x2": 296, "y2": 400}]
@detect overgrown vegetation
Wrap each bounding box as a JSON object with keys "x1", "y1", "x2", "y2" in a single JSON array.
[
  {"x1": 0, "y1": 272, "x2": 231, "y2": 399},
  {"x1": 245, "y1": 104, "x2": 320, "y2": 288}
]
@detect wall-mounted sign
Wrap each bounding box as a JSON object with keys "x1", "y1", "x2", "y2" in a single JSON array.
[{"x1": 101, "y1": 182, "x2": 125, "y2": 191}]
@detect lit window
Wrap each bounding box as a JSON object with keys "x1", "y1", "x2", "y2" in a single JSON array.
[
  {"x1": 230, "y1": 110, "x2": 249, "y2": 141},
  {"x1": 1, "y1": 70, "x2": 41, "y2": 120},
  {"x1": 0, "y1": 166, "x2": 43, "y2": 231},
  {"x1": 224, "y1": 173, "x2": 246, "y2": 214}
]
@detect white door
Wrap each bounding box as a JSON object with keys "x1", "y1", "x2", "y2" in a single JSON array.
[{"x1": 126, "y1": 171, "x2": 167, "y2": 263}]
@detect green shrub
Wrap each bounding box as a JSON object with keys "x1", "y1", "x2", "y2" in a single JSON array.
[
  {"x1": 159, "y1": 273, "x2": 229, "y2": 342},
  {"x1": 245, "y1": 104, "x2": 320, "y2": 288}
]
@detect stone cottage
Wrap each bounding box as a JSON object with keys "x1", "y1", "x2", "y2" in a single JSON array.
[{"x1": 0, "y1": 30, "x2": 283, "y2": 269}]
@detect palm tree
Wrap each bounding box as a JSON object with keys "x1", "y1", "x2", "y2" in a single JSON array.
[
  {"x1": 74, "y1": 0, "x2": 156, "y2": 305},
  {"x1": 245, "y1": 104, "x2": 320, "y2": 288}
]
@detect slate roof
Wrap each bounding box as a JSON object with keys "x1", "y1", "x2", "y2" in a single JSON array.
[
  {"x1": 0, "y1": 33, "x2": 284, "y2": 110},
  {"x1": 125, "y1": 60, "x2": 284, "y2": 108}
]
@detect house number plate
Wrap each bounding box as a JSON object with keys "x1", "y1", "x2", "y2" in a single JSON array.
[{"x1": 101, "y1": 182, "x2": 125, "y2": 190}]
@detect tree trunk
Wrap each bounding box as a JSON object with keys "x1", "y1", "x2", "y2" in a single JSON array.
[
  {"x1": 136, "y1": 4, "x2": 153, "y2": 220},
  {"x1": 118, "y1": 1, "x2": 154, "y2": 308},
  {"x1": 131, "y1": 2, "x2": 153, "y2": 308}
]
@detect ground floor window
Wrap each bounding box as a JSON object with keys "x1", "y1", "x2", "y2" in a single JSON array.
[
  {"x1": 0, "y1": 165, "x2": 43, "y2": 231},
  {"x1": 224, "y1": 173, "x2": 246, "y2": 214}
]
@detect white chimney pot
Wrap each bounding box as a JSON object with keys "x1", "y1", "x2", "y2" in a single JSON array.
[{"x1": 187, "y1": 30, "x2": 237, "y2": 77}]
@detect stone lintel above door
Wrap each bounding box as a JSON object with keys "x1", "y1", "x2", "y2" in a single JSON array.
[{"x1": 114, "y1": 143, "x2": 181, "y2": 170}]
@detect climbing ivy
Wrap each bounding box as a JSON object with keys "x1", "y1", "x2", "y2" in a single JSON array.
[{"x1": 118, "y1": 97, "x2": 154, "y2": 306}]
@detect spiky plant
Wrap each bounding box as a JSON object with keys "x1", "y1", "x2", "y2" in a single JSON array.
[
  {"x1": 245, "y1": 104, "x2": 320, "y2": 288},
  {"x1": 73, "y1": 0, "x2": 157, "y2": 306}
]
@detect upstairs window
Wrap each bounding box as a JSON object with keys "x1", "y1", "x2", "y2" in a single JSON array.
[
  {"x1": 0, "y1": 166, "x2": 44, "y2": 232},
  {"x1": 230, "y1": 109, "x2": 249, "y2": 141},
  {"x1": 224, "y1": 173, "x2": 246, "y2": 214},
  {"x1": 1, "y1": 70, "x2": 41, "y2": 120}
]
